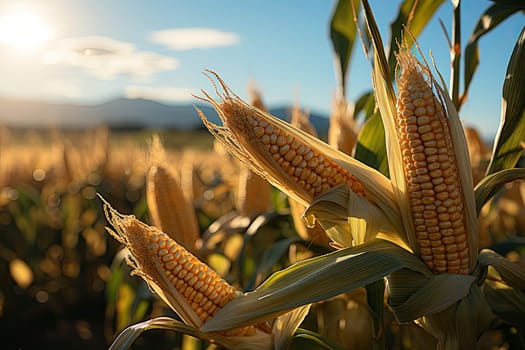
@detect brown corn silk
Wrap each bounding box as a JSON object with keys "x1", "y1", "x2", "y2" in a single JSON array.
[
  {"x1": 195, "y1": 71, "x2": 366, "y2": 208},
  {"x1": 395, "y1": 50, "x2": 469, "y2": 274},
  {"x1": 147, "y1": 136, "x2": 200, "y2": 253},
  {"x1": 328, "y1": 98, "x2": 358, "y2": 156},
  {"x1": 288, "y1": 105, "x2": 331, "y2": 246},
  {"x1": 104, "y1": 203, "x2": 257, "y2": 336}
]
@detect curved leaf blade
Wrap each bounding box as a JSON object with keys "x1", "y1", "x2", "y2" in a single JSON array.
[
  {"x1": 330, "y1": 0, "x2": 361, "y2": 96},
  {"x1": 386, "y1": 0, "x2": 446, "y2": 75},
  {"x1": 478, "y1": 249, "x2": 525, "y2": 290},
  {"x1": 484, "y1": 279, "x2": 525, "y2": 336},
  {"x1": 291, "y1": 329, "x2": 347, "y2": 350},
  {"x1": 354, "y1": 112, "x2": 388, "y2": 176},
  {"x1": 201, "y1": 239, "x2": 430, "y2": 332},
  {"x1": 109, "y1": 317, "x2": 200, "y2": 350},
  {"x1": 486, "y1": 25, "x2": 525, "y2": 174},
  {"x1": 474, "y1": 168, "x2": 525, "y2": 214},
  {"x1": 464, "y1": 3, "x2": 523, "y2": 97}
]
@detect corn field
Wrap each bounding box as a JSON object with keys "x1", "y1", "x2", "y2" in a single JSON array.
[{"x1": 1, "y1": 1, "x2": 525, "y2": 349}]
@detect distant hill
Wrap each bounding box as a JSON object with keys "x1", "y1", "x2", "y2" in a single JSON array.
[{"x1": 0, "y1": 97, "x2": 330, "y2": 135}]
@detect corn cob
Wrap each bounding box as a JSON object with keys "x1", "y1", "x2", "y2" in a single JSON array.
[
  {"x1": 103, "y1": 202, "x2": 257, "y2": 336},
  {"x1": 236, "y1": 163, "x2": 272, "y2": 217},
  {"x1": 196, "y1": 71, "x2": 366, "y2": 206},
  {"x1": 328, "y1": 98, "x2": 358, "y2": 156},
  {"x1": 395, "y1": 50, "x2": 468, "y2": 274},
  {"x1": 147, "y1": 136, "x2": 200, "y2": 253}
]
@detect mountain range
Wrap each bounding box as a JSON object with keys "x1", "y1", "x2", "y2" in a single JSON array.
[{"x1": 0, "y1": 97, "x2": 330, "y2": 135}]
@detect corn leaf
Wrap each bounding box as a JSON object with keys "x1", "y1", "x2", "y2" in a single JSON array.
[
  {"x1": 291, "y1": 329, "x2": 347, "y2": 350},
  {"x1": 201, "y1": 239, "x2": 431, "y2": 332},
  {"x1": 109, "y1": 316, "x2": 273, "y2": 350},
  {"x1": 247, "y1": 237, "x2": 301, "y2": 290},
  {"x1": 354, "y1": 112, "x2": 389, "y2": 177},
  {"x1": 362, "y1": 0, "x2": 418, "y2": 251},
  {"x1": 273, "y1": 304, "x2": 312, "y2": 350},
  {"x1": 388, "y1": 269, "x2": 476, "y2": 323},
  {"x1": 453, "y1": 284, "x2": 494, "y2": 349},
  {"x1": 464, "y1": 3, "x2": 524, "y2": 99},
  {"x1": 478, "y1": 249, "x2": 525, "y2": 290},
  {"x1": 109, "y1": 317, "x2": 204, "y2": 350},
  {"x1": 486, "y1": 26, "x2": 525, "y2": 174},
  {"x1": 484, "y1": 278, "x2": 525, "y2": 335},
  {"x1": 386, "y1": 0, "x2": 445, "y2": 75},
  {"x1": 330, "y1": 0, "x2": 361, "y2": 96},
  {"x1": 303, "y1": 184, "x2": 402, "y2": 247},
  {"x1": 474, "y1": 168, "x2": 525, "y2": 214},
  {"x1": 353, "y1": 90, "x2": 375, "y2": 121},
  {"x1": 365, "y1": 280, "x2": 386, "y2": 349}
]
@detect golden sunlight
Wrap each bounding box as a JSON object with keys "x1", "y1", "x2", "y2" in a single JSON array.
[{"x1": 0, "y1": 7, "x2": 55, "y2": 51}]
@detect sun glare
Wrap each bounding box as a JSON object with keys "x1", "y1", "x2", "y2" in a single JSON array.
[{"x1": 0, "y1": 7, "x2": 55, "y2": 51}]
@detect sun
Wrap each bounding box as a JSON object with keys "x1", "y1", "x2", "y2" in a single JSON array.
[{"x1": 0, "y1": 7, "x2": 55, "y2": 51}]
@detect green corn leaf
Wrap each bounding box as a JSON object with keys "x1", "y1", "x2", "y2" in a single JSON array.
[
  {"x1": 353, "y1": 90, "x2": 375, "y2": 121},
  {"x1": 478, "y1": 249, "x2": 525, "y2": 290},
  {"x1": 109, "y1": 317, "x2": 201, "y2": 350},
  {"x1": 486, "y1": 26, "x2": 525, "y2": 174},
  {"x1": 201, "y1": 239, "x2": 430, "y2": 332},
  {"x1": 388, "y1": 269, "x2": 476, "y2": 323},
  {"x1": 464, "y1": 3, "x2": 524, "y2": 98},
  {"x1": 386, "y1": 0, "x2": 445, "y2": 75},
  {"x1": 330, "y1": 0, "x2": 361, "y2": 97},
  {"x1": 474, "y1": 168, "x2": 525, "y2": 214},
  {"x1": 247, "y1": 237, "x2": 300, "y2": 289},
  {"x1": 484, "y1": 278, "x2": 525, "y2": 336},
  {"x1": 291, "y1": 329, "x2": 347, "y2": 350},
  {"x1": 109, "y1": 316, "x2": 274, "y2": 350},
  {"x1": 354, "y1": 112, "x2": 389, "y2": 177},
  {"x1": 365, "y1": 280, "x2": 386, "y2": 350}
]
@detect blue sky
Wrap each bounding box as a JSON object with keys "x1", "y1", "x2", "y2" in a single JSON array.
[{"x1": 0, "y1": 1, "x2": 522, "y2": 139}]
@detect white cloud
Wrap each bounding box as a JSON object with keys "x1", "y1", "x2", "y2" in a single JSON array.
[
  {"x1": 150, "y1": 27, "x2": 241, "y2": 50},
  {"x1": 124, "y1": 85, "x2": 196, "y2": 103},
  {"x1": 42, "y1": 79, "x2": 83, "y2": 98},
  {"x1": 43, "y1": 36, "x2": 178, "y2": 80}
]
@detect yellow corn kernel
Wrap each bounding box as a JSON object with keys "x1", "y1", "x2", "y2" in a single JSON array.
[
  {"x1": 103, "y1": 202, "x2": 256, "y2": 335},
  {"x1": 196, "y1": 71, "x2": 366, "y2": 205},
  {"x1": 396, "y1": 50, "x2": 468, "y2": 274}
]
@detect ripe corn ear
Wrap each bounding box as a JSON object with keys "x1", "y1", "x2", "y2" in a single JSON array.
[
  {"x1": 147, "y1": 136, "x2": 200, "y2": 253},
  {"x1": 395, "y1": 50, "x2": 468, "y2": 274},
  {"x1": 195, "y1": 71, "x2": 366, "y2": 207},
  {"x1": 103, "y1": 201, "x2": 258, "y2": 336},
  {"x1": 328, "y1": 98, "x2": 358, "y2": 156},
  {"x1": 464, "y1": 126, "x2": 489, "y2": 184}
]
